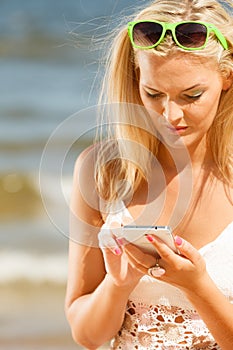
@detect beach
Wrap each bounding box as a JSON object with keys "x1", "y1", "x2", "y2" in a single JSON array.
[
  {"x1": 0, "y1": 172, "x2": 112, "y2": 349},
  {"x1": 0, "y1": 283, "x2": 75, "y2": 350},
  {"x1": 0, "y1": 283, "x2": 110, "y2": 350}
]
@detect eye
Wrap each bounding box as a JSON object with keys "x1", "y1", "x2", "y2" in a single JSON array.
[
  {"x1": 145, "y1": 91, "x2": 163, "y2": 99},
  {"x1": 184, "y1": 91, "x2": 203, "y2": 100}
]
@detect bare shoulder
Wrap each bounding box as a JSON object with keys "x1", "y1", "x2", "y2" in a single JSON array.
[
  {"x1": 71, "y1": 145, "x2": 101, "y2": 219},
  {"x1": 73, "y1": 143, "x2": 100, "y2": 180}
]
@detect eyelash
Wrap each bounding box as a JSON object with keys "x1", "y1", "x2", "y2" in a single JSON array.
[
  {"x1": 185, "y1": 93, "x2": 203, "y2": 100},
  {"x1": 145, "y1": 92, "x2": 162, "y2": 99},
  {"x1": 145, "y1": 91, "x2": 203, "y2": 101}
]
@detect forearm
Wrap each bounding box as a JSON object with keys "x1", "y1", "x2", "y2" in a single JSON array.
[
  {"x1": 66, "y1": 274, "x2": 136, "y2": 349},
  {"x1": 184, "y1": 273, "x2": 233, "y2": 350}
]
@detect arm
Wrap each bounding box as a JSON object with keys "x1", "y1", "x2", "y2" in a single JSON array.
[
  {"x1": 185, "y1": 272, "x2": 233, "y2": 350},
  {"x1": 65, "y1": 147, "x2": 142, "y2": 349},
  {"x1": 65, "y1": 242, "x2": 135, "y2": 349},
  {"x1": 137, "y1": 235, "x2": 233, "y2": 350}
]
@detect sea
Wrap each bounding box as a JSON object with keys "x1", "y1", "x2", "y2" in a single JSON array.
[{"x1": 0, "y1": 0, "x2": 144, "y2": 349}]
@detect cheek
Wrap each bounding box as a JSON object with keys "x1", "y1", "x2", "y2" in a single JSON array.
[
  {"x1": 191, "y1": 86, "x2": 222, "y2": 123},
  {"x1": 139, "y1": 89, "x2": 149, "y2": 108},
  {"x1": 140, "y1": 94, "x2": 163, "y2": 115},
  {"x1": 139, "y1": 86, "x2": 159, "y2": 111},
  {"x1": 203, "y1": 90, "x2": 222, "y2": 120}
]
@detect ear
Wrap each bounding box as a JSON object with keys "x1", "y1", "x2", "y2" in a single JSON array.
[{"x1": 222, "y1": 70, "x2": 233, "y2": 91}]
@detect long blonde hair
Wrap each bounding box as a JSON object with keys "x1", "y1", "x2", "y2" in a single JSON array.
[{"x1": 95, "y1": 0, "x2": 233, "y2": 203}]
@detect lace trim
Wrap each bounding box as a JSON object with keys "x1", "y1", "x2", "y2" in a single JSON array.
[{"x1": 111, "y1": 300, "x2": 220, "y2": 350}]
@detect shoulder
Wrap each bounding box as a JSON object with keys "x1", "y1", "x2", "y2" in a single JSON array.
[
  {"x1": 73, "y1": 142, "x2": 104, "y2": 192},
  {"x1": 70, "y1": 143, "x2": 104, "y2": 227},
  {"x1": 74, "y1": 143, "x2": 100, "y2": 177},
  {"x1": 74, "y1": 139, "x2": 120, "y2": 194}
]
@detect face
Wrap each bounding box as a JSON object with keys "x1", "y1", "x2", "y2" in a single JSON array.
[{"x1": 137, "y1": 51, "x2": 231, "y2": 150}]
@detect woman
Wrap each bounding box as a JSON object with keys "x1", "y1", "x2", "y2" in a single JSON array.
[{"x1": 65, "y1": 0, "x2": 233, "y2": 349}]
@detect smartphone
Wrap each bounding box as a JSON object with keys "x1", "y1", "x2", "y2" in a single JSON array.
[{"x1": 122, "y1": 225, "x2": 178, "y2": 255}]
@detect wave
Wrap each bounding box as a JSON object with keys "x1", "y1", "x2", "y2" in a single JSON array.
[
  {"x1": 0, "y1": 173, "x2": 43, "y2": 219},
  {"x1": 0, "y1": 135, "x2": 93, "y2": 151},
  {"x1": 0, "y1": 172, "x2": 74, "y2": 218},
  {"x1": 0, "y1": 250, "x2": 67, "y2": 285}
]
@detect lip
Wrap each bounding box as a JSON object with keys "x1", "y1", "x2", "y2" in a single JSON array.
[{"x1": 167, "y1": 126, "x2": 188, "y2": 135}]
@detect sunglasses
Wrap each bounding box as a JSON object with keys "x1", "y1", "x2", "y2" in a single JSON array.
[{"x1": 128, "y1": 20, "x2": 228, "y2": 51}]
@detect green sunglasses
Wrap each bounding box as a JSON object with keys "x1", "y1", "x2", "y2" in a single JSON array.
[{"x1": 128, "y1": 20, "x2": 228, "y2": 51}]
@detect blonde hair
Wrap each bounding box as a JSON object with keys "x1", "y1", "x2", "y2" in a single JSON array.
[{"x1": 95, "y1": 0, "x2": 233, "y2": 203}]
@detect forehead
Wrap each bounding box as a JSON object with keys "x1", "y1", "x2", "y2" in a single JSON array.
[{"x1": 137, "y1": 51, "x2": 218, "y2": 89}]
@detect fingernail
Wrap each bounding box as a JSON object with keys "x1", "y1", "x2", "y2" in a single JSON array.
[
  {"x1": 175, "y1": 236, "x2": 182, "y2": 246},
  {"x1": 146, "y1": 234, "x2": 154, "y2": 242},
  {"x1": 114, "y1": 248, "x2": 121, "y2": 255},
  {"x1": 116, "y1": 237, "x2": 124, "y2": 246}
]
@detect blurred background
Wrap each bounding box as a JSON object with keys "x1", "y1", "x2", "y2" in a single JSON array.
[{"x1": 0, "y1": 0, "x2": 142, "y2": 349}]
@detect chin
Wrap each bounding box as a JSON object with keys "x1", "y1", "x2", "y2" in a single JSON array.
[{"x1": 159, "y1": 132, "x2": 188, "y2": 150}]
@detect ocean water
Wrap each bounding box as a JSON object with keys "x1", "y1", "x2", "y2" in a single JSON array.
[{"x1": 0, "y1": 0, "x2": 143, "y2": 348}]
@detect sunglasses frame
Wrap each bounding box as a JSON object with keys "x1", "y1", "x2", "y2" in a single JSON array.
[{"x1": 128, "y1": 20, "x2": 228, "y2": 51}]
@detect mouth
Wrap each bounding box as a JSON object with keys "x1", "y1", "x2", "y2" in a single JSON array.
[{"x1": 167, "y1": 126, "x2": 188, "y2": 135}]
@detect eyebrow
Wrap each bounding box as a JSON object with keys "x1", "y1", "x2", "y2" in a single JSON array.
[
  {"x1": 182, "y1": 84, "x2": 204, "y2": 92},
  {"x1": 142, "y1": 83, "x2": 205, "y2": 93}
]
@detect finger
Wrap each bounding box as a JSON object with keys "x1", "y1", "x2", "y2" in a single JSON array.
[
  {"x1": 101, "y1": 246, "x2": 121, "y2": 261},
  {"x1": 147, "y1": 234, "x2": 176, "y2": 258},
  {"x1": 121, "y1": 239, "x2": 157, "y2": 268},
  {"x1": 174, "y1": 236, "x2": 203, "y2": 265},
  {"x1": 148, "y1": 234, "x2": 202, "y2": 268},
  {"x1": 146, "y1": 235, "x2": 184, "y2": 269},
  {"x1": 123, "y1": 244, "x2": 165, "y2": 278},
  {"x1": 98, "y1": 227, "x2": 121, "y2": 255}
]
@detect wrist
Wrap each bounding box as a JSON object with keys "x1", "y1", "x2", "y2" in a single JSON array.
[
  {"x1": 104, "y1": 273, "x2": 139, "y2": 295},
  {"x1": 182, "y1": 272, "x2": 215, "y2": 301}
]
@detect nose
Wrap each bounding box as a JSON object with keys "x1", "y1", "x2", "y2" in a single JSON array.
[{"x1": 162, "y1": 100, "x2": 184, "y2": 124}]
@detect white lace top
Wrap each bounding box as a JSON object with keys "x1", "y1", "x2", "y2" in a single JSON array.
[{"x1": 103, "y1": 202, "x2": 233, "y2": 350}]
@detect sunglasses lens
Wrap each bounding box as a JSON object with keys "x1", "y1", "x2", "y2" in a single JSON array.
[
  {"x1": 133, "y1": 22, "x2": 163, "y2": 47},
  {"x1": 176, "y1": 23, "x2": 207, "y2": 48}
]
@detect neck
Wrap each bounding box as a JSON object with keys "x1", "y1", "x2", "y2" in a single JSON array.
[{"x1": 157, "y1": 138, "x2": 215, "y2": 174}]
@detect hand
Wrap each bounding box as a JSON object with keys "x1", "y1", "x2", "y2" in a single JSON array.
[
  {"x1": 133, "y1": 234, "x2": 208, "y2": 292},
  {"x1": 98, "y1": 226, "x2": 157, "y2": 288}
]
